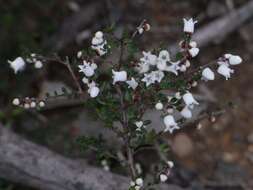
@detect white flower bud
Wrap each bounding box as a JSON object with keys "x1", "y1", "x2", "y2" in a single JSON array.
[
  {"x1": 163, "y1": 115, "x2": 179, "y2": 134},
  {"x1": 155, "y1": 102, "x2": 163, "y2": 110},
  {"x1": 224, "y1": 54, "x2": 232, "y2": 59},
  {"x1": 12, "y1": 98, "x2": 20, "y2": 106},
  {"x1": 144, "y1": 23, "x2": 151, "y2": 31},
  {"x1": 130, "y1": 181, "x2": 136, "y2": 187},
  {"x1": 189, "y1": 41, "x2": 197, "y2": 48},
  {"x1": 180, "y1": 65, "x2": 187, "y2": 72},
  {"x1": 160, "y1": 174, "x2": 168, "y2": 182},
  {"x1": 95, "y1": 31, "x2": 103, "y2": 39},
  {"x1": 82, "y1": 77, "x2": 89, "y2": 84},
  {"x1": 135, "y1": 178, "x2": 143, "y2": 186},
  {"x1": 217, "y1": 64, "x2": 234, "y2": 80},
  {"x1": 183, "y1": 18, "x2": 197, "y2": 33},
  {"x1": 167, "y1": 108, "x2": 174, "y2": 114},
  {"x1": 185, "y1": 60, "x2": 191, "y2": 68},
  {"x1": 103, "y1": 165, "x2": 110, "y2": 171},
  {"x1": 188, "y1": 47, "x2": 199, "y2": 58},
  {"x1": 112, "y1": 70, "x2": 127, "y2": 84},
  {"x1": 39, "y1": 101, "x2": 45, "y2": 108},
  {"x1": 77, "y1": 51, "x2": 82, "y2": 58},
  {"x1": 167, "y1": 160, "x2": 174, "y2": 168},
  {"x1": 183, "y1": 92, "x2": 199, "y2": 108},
  {"x1": 191, "y1": 81, "x2": 198, "y2": 87},
  {"x1": 228, "y1": 55, "x2": 242, "y2": 65},
  {"x1": 34, "y1": 61, "x2": 43, "y2": 69},
  {"x1": 24, "y1": 103, "x2": 30, "y2": 109},
  {"x1": 180, "y1": 106, "x2": 192, "y2": 119},
  {"x1": 88, "y1": 86, "x2": 100, "y2": 98},
  {"x1": 202, "y1": 67, "x2": 215, "y2": 81},
  {"x1": 175, "y1": 92, "x2": 181, "y2": 99},
  {"x1": 8, "y1": 57, "x2": 26, "y2": 74},
  {"x1": 30, "y1": 101, "x2": 36, "y2": 108},
  {"x1": 138, "y1": 27, "x2": 144, "y2": 34}
]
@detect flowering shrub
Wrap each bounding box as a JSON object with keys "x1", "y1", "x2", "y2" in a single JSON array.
[{"x1": 9, "y1": 18, "x2": 242, "y2": 189}]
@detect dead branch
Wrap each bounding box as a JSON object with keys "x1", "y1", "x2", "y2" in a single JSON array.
[
  {"x1": 0, "y1": 124, "x2": 187, "y2": 190},
  {"x1": 169, "y1": 0, "x2": 253, "y2": 54}
]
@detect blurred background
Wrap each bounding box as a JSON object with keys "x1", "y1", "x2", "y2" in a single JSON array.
[{"x1": 0, "y1": 0, "x2": 253, "y2": 189}]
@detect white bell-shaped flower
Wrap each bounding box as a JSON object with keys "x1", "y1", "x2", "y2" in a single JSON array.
[
  {"x1": 89, "y1": 86, "x2": 100, "y2": 98},
  {"x1": 126, "y1": 77, "x2": 138, "y2": 90},
  {"x1": 95, "y1": 31, "x2": 103, "y2": 39},
  {"x1": 87, "y1": 82, "x2": 100, "y2": 98},
  {"x1": 112, "y1": 70, "x2": 127, "y2": 84},
  {"x1": 183, "y1": 92, "x2": 199, "y2": 108},
  {"x1": 151, "y1": 70, "x2": 164, "y2": 83},
  {"x1": 163, "y1": 115, "x2": 179, "y2": 134},
  {"x1": 202, "y1": 67, "x2": 215, "y2": 81},
  {"x1": 78, "y1": 61, "x2": 95, "y2": 77},
  {"x1": 140, "y1": 51, "x2": 157, "y2": 65},
  {"x1": 158, "y1": 50, "x2": 170, "y2": 62},
  {"x1": 188, "y1": 47, "x2": 199, "y2": 58},
  {"x1": 180, "y1": 106, "x2": 192, "y2": 119},
  {"x1": 141, "y1": 73, "x2": 155, "y2": 87},
  {"x1": 183, "y1": 18, "x2": 197, "y2": 33},
  {"x1": 217, "y1": 64, "x2": 234, "y2": 80},
  {"x1": 8, "y1": 57, "x2": 26, "y2": 74},
  {"x1": 228, "y1": 55, "x2": 242, "y2": 65},
  {"x1": 137, "y1": 62, "x2": 150, "y2": 73},
  {"x1": 160, "y1": 174, "x2": 168, "y2": 182},
  {"x1": 12, "y1": 98, "x2": 20, "y2": 106},
  {"x1": 34, "y1": 60, "x2": 43, "y2": 69}
]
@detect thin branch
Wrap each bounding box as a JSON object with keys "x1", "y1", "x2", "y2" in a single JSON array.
[{"x1": 65, "y1": 56, "x2": 83, "y2": 93}]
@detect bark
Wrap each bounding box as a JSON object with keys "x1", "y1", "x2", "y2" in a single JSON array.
[{"x1": 0, "y1": 124, "x2": 187, "y2": 190}]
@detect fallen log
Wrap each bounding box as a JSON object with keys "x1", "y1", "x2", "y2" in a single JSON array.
[{"x1": 0, "y1": 124, "x2": 187, "y2": 190}]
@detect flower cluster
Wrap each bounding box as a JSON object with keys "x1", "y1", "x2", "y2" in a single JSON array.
[
  {"x1": 9, "y1": 17, "x2": 243, "y2": 189},
  {"x1": 12, "y1": 97, "x2": 45, "y2": 109},
  {"x1": 101, "y1": 159, "x2": 110, "y2": 171},
  {"x1": 91, "y1": 31, "x2": 108, "y2": 56},
  {"x1": 130, "y1": 178, "x2": 144, "y2": 190},
  {"x1": 217, "y1": 54, "x2": 242, "y2": 80},
  {"x1": 8, "y1": 53, "x2": 43, "y2": 74},
  {"x1": 159, "y1": 161, "x2": 174, "y2": 183},
  {"x1": 78, "y1": 60, "x2": 100, "y2": 98}
]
